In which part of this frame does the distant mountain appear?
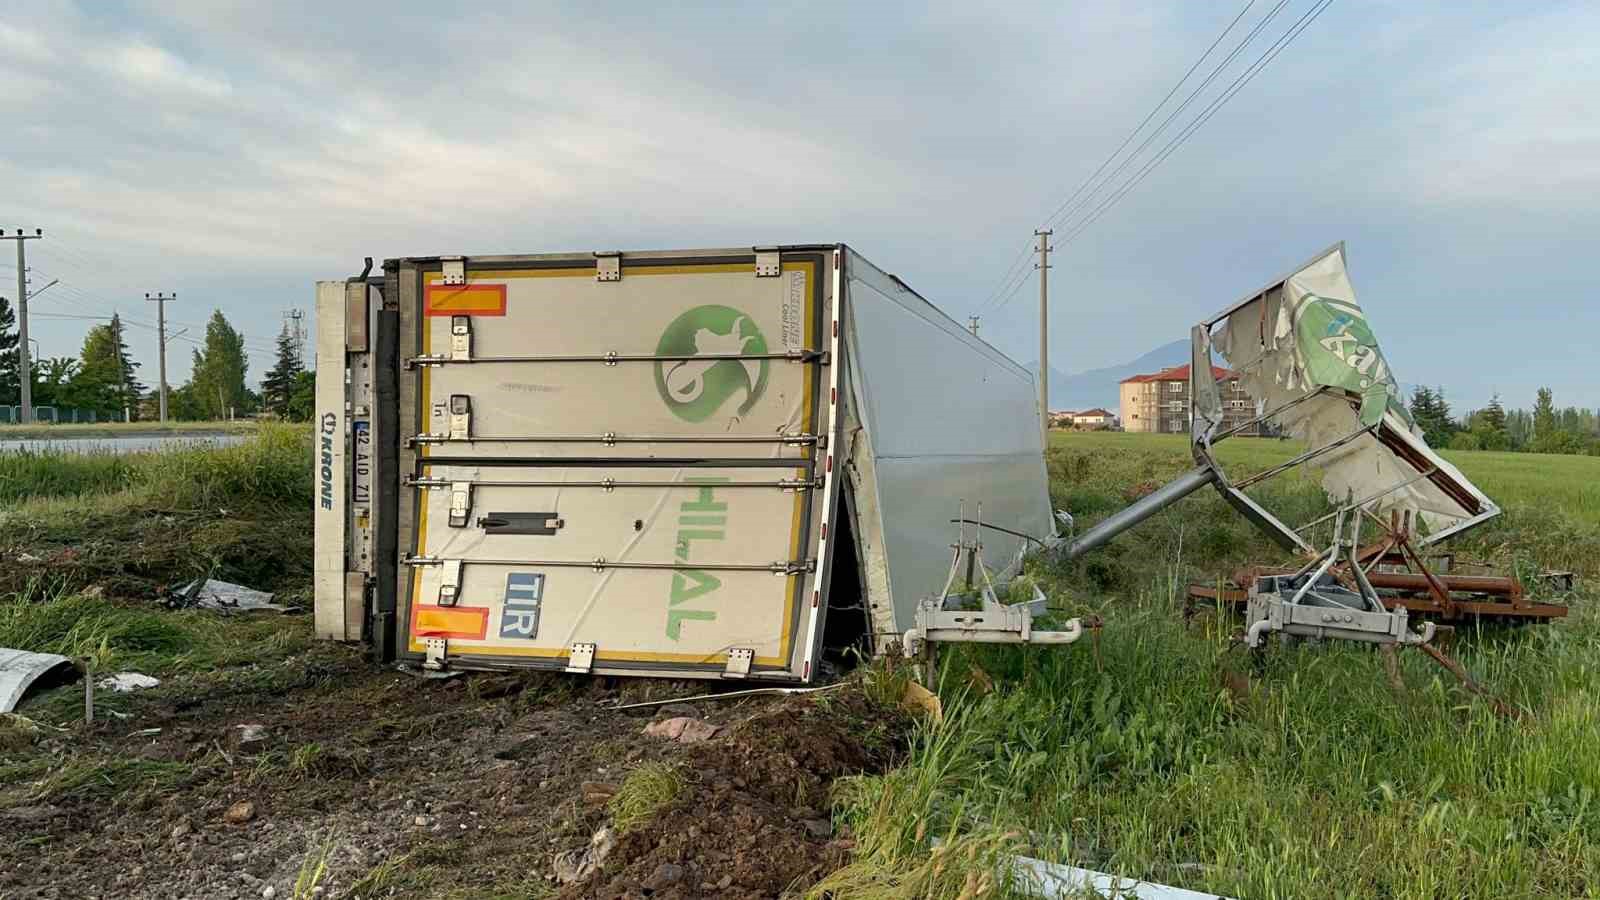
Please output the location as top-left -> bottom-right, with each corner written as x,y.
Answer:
1027,339 -> 1189,413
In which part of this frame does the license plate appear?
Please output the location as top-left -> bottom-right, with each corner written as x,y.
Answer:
352,421 -> 372,504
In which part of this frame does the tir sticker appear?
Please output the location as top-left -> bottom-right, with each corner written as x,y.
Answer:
499,572 -> 544,639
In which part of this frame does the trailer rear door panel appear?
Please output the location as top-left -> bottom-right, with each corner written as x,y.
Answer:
395,253 -> 833,679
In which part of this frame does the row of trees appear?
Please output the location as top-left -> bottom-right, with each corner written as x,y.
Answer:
1408,385 -> 1600,456
0,296 -> 314,422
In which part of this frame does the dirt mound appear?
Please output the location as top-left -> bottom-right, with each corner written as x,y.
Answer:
564,691 -> 909,899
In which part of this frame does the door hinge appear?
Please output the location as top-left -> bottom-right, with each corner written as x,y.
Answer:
448,394 -> 471,440
450,315 -> 472,361
594,252 -> 621,282
754,247 -> 781,277
437,558 -> 463,606
441,257 -> 466,285
448,482 -> 473,528
423,637 -> 449,670
565,642 -> 597,673
723,647 -> 754,678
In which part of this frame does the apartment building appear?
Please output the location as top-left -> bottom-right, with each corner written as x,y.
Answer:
1118,364 -> 1259,435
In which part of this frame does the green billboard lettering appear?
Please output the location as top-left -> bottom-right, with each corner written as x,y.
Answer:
654,306 -> 770,422
1291,291 -> 1410,428
665,477 -> 731,640
666,609 -> 717,640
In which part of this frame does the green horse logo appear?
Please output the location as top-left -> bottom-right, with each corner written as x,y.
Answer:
654,305 -> 770,422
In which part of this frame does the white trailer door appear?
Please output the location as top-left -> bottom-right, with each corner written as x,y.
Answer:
394,251 -> 837,680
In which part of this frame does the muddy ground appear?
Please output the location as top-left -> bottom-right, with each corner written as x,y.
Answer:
0,640 -> 908,900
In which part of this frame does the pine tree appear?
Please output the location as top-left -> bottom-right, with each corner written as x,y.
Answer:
1471,394 -> 1511,451
1407,385 -> 1457,448
1481,395 -> 1507,431
261,324 -> 304,417
1408,385 -> 1435,423
1432,385 -> 1454,432
185,310 -> 250,419
1532,387 -> 1557,439
65,314 -> 145,419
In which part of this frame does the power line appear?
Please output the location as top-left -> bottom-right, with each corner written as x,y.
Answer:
1055,0 -> 1339,249
975,0 -> 1263,313
1038,0 -> 1266,233
1039,0 -> 1292,237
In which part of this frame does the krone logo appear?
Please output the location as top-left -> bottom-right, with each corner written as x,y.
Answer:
654,305 -> 770,422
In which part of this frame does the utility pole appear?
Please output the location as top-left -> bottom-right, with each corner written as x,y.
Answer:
967,315 -> 980,337
1035,229 -> 1052,447
2,229 -> 44,423
146,292 -> 175,422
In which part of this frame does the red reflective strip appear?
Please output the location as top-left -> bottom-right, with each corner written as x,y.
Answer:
804,661 -> 811,680
830,387 -> 837,405
826,455 -> 833,473
821,523 -> 828,541
812,590 -> 819,608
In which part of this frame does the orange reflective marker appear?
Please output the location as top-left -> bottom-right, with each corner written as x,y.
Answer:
425,283 -> 506,317
414,605 -> 489,639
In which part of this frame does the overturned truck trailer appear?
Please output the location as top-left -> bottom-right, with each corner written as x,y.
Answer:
314,246 -> 1057,682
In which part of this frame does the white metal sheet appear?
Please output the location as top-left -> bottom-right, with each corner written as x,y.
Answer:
313,280 -> 351,640
403,465 -> 809,668
0,647 -> 73,713
842,250 -> 1053,634
415,263 -> 821,460
1211,245 -> 1499,543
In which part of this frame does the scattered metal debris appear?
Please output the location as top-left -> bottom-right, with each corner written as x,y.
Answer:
392,662 -> 465,681
0,648 -> 75,713
1242,508 -> 1434,649
611,682 -> 847,711
1011,853 -> 1235,899
1188,511 -> 1570,625
162,579 -> 296,613
553,825 -> 616,884
98,672 -> 161,693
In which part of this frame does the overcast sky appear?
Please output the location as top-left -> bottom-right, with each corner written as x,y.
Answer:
1,0 -> 1595,410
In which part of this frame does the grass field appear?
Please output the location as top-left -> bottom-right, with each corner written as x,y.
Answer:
1050,430 -> 1600,529
825,431 -> 1600,899
4,427 -> 1596,897
0,424 -> 316,685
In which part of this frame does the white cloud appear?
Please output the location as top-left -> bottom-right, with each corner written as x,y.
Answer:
102,40 -> 232,99
0,23 -> 55,63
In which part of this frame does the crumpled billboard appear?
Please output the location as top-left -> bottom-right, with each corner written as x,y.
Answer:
1191,243 -> 1499,547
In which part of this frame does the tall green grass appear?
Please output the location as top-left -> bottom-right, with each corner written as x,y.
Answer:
832,432 -> 1600,898
0,422 -> 311,507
